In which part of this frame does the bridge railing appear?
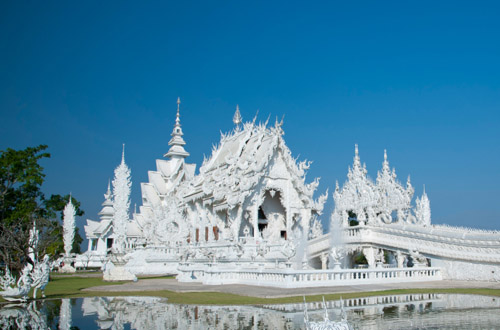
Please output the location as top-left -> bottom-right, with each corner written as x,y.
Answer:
177,264 -> 442,288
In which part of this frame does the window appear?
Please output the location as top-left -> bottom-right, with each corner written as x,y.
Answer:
91,239 -> 98,251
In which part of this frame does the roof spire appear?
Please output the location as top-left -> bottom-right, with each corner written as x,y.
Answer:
176,97 -> 181,125
122,143 -> 125,164
99,180 -> 114,221
354,144 -> 360,166
233,104 -> 242,130
165,97 -> 190,159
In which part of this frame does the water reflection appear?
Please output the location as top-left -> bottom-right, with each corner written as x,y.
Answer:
1,293 -> 500,329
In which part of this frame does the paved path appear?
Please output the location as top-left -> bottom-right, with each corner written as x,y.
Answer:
84,279 -> 500,298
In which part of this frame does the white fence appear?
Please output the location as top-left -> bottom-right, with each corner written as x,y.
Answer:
177,264 -> 442,288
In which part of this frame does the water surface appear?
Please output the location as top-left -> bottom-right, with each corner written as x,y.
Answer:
1,293 -> 500,329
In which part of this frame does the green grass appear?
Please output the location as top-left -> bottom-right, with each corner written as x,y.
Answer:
2,276 -> 500,305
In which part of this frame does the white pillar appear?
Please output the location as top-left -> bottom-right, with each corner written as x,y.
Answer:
320,252 -> 329,270
286,180 -> 291,239
363,247 -> 376,268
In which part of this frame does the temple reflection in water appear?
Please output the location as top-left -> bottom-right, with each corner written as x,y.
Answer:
1,293 -> 500,329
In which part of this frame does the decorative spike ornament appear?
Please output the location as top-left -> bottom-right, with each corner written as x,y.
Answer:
233,104 -> 242,130
415,186 -> 431,226
112,145 -> 132,253
63,195 -> 76,257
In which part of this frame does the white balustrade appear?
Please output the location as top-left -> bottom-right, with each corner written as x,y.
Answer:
177,265 -> 442,288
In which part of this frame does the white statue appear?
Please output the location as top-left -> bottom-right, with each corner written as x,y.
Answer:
32,254 -> 51,298
375,249 -> 385,266
63,196 -> 76,257
409,248 -> 427,267
330,246 -> 346,264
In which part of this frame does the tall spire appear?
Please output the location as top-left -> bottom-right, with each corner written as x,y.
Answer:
164,97 -> 190,159
353,144 -> 361,168
233,104 -> 242,130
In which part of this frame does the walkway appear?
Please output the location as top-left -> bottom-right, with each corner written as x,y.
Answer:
84,278 -> 500,298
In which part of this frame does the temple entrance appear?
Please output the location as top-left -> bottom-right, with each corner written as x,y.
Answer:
258,206 -> 268,232
258,190 -> 286,241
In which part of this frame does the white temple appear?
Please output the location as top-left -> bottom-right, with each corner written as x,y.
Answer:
79,99 -> 500,285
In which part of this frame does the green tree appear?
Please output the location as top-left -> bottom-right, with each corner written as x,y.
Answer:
0,145 -> 84,270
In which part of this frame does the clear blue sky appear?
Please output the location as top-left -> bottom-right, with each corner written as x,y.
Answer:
1,1 -> 499,247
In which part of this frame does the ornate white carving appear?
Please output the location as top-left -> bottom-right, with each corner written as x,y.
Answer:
63,197 -> 76,257
0,266 -> 32,302
333,146 -> 427,228
415,188 -> 431,226
375,150 -> 413,222
112,145 -> 132,253
309,215 -> 323,239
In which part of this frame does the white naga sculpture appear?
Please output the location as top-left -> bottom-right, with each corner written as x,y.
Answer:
0,255 -> 53,301
31,255 -> 51,298
0,266 -> 32,302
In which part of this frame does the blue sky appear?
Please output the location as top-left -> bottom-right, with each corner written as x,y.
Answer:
1,1 -> 499,247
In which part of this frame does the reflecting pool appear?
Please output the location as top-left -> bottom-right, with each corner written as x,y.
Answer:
1,293 -> 500,329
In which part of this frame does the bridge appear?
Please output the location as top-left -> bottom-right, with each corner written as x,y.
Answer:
308,223 -> 500,281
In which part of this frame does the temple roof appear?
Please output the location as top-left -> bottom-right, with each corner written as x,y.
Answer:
184,118 -> 326,212
84,219 -> 143,238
